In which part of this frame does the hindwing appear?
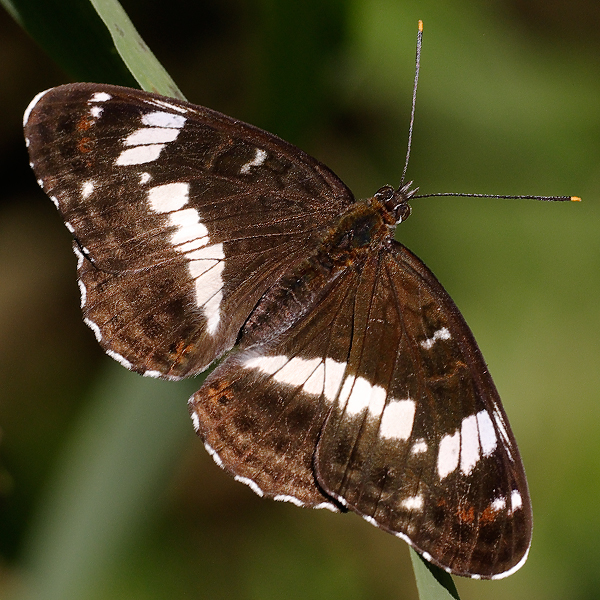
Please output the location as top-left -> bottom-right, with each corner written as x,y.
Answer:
189,240 -> 532,579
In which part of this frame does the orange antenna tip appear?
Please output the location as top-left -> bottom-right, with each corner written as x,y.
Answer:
418,20 -> 424,32
571,196 -> 582,202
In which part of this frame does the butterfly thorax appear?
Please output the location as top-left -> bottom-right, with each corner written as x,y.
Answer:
241,194 -> 400,345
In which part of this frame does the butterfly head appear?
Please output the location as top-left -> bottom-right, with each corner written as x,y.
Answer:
375,181 -> 418,225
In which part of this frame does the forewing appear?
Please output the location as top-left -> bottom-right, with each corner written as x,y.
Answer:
315,241 -> 532,579
24,83 -> 354,378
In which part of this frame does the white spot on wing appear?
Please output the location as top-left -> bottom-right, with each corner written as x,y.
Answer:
491,496 -> 506,512
243,354 -> 289,373
73,246 -> 84,269
315,502 -> 339,512
363,515 -> 377,526
188,242 -> 224,264
273,494 -> 305,507
141,111 -> 186,128
240,148 -> 268,174
337,375 -> 355,413
191,411 -> 200,432
81,180 -> 95,199
124,127 -> 180,146
169,209 -> 209,246
148,182 -> 190,213
89,91 -> 112,103
411,439 -> 428,454
420,327 -> 451,350
176,235 -> 212,254
324,357 -> 346,401
78,279 -> 87,307
379,398 -> 416,441
187,253 -> 225,334
234,475 -> 264,497
273,356 -> 322,388
509,489 -> 523,513
189,245 -> 225,266
203,441 -> 224,468
437,430 -> 460,478
492,408 -> 514,461
142,370 -> 163,379
367,385 -> 387,418
89,105 -> 103,119
343,376 -> 371,416
146,99 -> 188,113
116,144 -> 165,166
204,287 -> 224,334
333,494 -> 348,508
490,543 -> 530,579
460,414 -> 481,475
401,494 -> 424,511
84,317 -> 103,342
23,89 -> 51,127
106,349 -> 132,370
302,360 -> 326,396
187,259 -> 220,280
139,172 -> 152,185
476,410 -> 497,456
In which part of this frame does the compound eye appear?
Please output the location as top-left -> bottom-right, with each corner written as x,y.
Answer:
395,203 -> 412,223
375,185 -> 395,203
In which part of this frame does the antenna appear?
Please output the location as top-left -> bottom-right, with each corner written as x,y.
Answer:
400,20 -> 423,187
411,192 -> 580,202
400,21 -> 580,204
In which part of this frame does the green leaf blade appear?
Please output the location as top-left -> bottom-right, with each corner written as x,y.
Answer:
410,548 -> 461,600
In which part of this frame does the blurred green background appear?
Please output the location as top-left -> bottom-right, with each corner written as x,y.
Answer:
1,0 -> 598,599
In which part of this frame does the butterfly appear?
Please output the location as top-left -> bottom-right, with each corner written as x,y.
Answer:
24,81 -> 534,579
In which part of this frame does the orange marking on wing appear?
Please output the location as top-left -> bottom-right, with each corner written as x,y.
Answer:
76,115 -> 94,131
78,137 -> 93,154
457,505 -> 475,524
480,504 -> 501,524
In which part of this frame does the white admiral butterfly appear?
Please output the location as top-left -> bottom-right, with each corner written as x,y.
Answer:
23,62 -> 576,578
